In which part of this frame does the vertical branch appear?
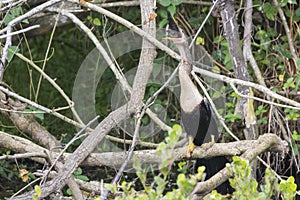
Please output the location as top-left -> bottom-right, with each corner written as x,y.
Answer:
219,0 -> 257,141
273,0 -> 299,67
243,0 -> 266,87
128,0 -> 157,108
242,0 -> 288,153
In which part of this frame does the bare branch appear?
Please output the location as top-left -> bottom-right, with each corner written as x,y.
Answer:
193,67 -> 300,108
0,25 -> 40,39
1,130 -> 287,168
273,0 -> 299,66
243,0 -> 266,87
0,0 -> 62,80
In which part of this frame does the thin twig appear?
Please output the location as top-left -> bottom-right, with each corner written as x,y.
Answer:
230,83 -> 300,110
189,0 -> 219,49
0,0 -> 62,80
101,109 -> 146,200
0,152 -> 46,160
273,0 -> 299,67
0,25 -> 40,39
35,3 -> 62,101
193,67 -> 300,108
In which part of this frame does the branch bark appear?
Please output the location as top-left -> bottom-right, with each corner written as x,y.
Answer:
219,0 -> 257,140
1,131 -> 287,168
10,0 -> 157,198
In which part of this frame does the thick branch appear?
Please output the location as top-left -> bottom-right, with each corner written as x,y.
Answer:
1,131 -> 287,168
220,0 -> 257,140
0,92 -> 59,150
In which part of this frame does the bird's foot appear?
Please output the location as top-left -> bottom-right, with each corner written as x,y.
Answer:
201,140 -> 215,150
186,137 -> 196,158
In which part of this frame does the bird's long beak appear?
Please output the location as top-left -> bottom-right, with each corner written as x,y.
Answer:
166,11 -> 184,41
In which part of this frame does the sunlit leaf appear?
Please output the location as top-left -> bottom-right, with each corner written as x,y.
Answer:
159,0 -> 171,7
34,185 -> 42,197
93,18 -> 101,26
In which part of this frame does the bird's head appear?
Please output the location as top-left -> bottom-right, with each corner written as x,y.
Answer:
166,11 -> 185,44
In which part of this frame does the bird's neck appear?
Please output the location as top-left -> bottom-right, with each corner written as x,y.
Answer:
179,67 -> 203,112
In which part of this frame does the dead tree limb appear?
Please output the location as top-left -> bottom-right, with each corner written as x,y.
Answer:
1,131 -> 287,168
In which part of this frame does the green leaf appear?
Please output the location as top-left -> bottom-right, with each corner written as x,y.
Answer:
292,131 -> 300,141
73,167 -> 82,176
297,58 -> 300,69
66,188 -> 72,196
263,3 -> 278,21
34,112 -> 44,121
87,15 -> 92,21
283,77 -> 296,89
32,194 -> 37,200
76,175 -> 89,181
7,46 -> 20,62
104,183 -> 118,193
152,63 -> 161,79
167,5 -> 176,15
280,0 -> 288,7
171,0 -> 182,6
93,18 -> 101,26
213,35 -> 223,43
23,106 -> 44,121
159,18 -> 168,28
196,37 -> 205,45
159,0 -> 171,7
154,176 -> 166,196
279,176 -> 297,199
34,185 -> 42,197
158,10 -> 167,19
3,6 -> 29,25
4,7 -> 21,25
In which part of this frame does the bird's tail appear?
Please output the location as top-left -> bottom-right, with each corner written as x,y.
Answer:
196,156 -> 233,194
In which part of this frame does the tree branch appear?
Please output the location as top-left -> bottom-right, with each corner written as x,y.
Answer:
1,130 -> 287,168
273,0 -> 299,67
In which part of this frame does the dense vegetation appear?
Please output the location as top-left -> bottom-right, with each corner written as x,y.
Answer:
0,0 -> 299,199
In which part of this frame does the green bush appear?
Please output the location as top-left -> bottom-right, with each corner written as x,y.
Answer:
105,126 -> 298,199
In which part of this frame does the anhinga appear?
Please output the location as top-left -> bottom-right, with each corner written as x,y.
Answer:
167,12 -> 232,194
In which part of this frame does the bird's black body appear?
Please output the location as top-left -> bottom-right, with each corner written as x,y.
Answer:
182,98 -> 233,194
181,98 -> 213,146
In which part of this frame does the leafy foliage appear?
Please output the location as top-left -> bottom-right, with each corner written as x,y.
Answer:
0,0 -> 300,198
105,125 -> 203,200
208,156 -> 298,200
105,129 -> 299,200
